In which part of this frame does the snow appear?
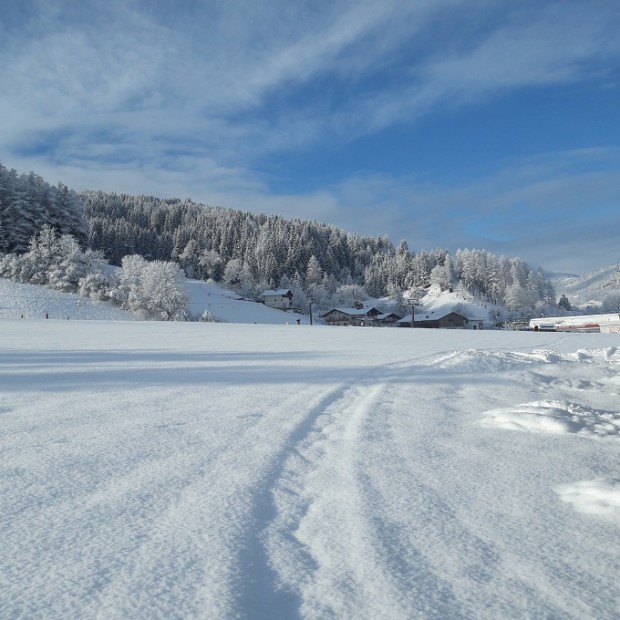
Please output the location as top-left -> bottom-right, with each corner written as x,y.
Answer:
556,479 -> 620,520
481,399 -> 620,437
409,286 -> 492,322
0,277 -> 309,325
2,311 -> 620,619
185,279 -> 309,324
0,278 -> 136,321
551,263 -> 620,307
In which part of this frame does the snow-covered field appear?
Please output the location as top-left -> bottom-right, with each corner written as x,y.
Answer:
1,320 -> 619,619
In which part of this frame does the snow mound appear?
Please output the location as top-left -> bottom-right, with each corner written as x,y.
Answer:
434,347 -> 620,372
481,400 -> 620,438
556,479 -> 620,520
432,349 -> 559,371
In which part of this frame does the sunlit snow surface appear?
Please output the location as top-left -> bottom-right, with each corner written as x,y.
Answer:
1,321 -> 619,619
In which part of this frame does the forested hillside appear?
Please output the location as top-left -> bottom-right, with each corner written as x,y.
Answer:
0,163 -> 86,253
82,190 -> 555,311
0,162 -> 556,316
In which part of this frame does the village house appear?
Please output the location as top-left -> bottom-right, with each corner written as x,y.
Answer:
260,289 -> 294,310
397,311 -> 484,329
374,312 -> 403,326
321,306 -> 382,326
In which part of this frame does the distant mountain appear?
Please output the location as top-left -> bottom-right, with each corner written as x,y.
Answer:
549,264 -> 620,309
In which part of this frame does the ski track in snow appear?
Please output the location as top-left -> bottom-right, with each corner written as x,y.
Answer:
258,349 -> 620,619
1,322 -> 620,619
264,379 -> 399,619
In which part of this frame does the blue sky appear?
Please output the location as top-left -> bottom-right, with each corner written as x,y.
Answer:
1,0 -> 619,274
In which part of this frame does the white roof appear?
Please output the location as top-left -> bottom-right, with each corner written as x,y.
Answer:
376,313 -> 402,320
323,307 -> 377,317
396,310 -> 480,324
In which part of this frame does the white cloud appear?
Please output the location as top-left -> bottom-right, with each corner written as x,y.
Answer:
2,1 -> 620,274
3,1 -> 619,160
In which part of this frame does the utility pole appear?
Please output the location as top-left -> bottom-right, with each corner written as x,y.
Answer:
308,298 -> 313,325
408,298 -> 417,328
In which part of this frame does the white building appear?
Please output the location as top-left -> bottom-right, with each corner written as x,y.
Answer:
260,289 -> 294,310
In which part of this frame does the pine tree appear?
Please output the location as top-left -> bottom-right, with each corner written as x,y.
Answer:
558,294 -> 572,311
306,255 -> 323,287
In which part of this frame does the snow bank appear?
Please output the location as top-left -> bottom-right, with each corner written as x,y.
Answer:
556,479 -> 620,520
480,400 -> 620,438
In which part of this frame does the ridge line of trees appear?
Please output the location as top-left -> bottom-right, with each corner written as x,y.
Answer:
0,163 -> 86,253
82,190 -> 556,314
0,161 -> 561,320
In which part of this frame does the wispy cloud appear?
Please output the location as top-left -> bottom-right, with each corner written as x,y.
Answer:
9,1 -> 619,160
1,1 -> 619,273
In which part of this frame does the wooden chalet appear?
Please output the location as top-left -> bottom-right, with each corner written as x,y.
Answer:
321,306 -> 382,326
397,311 -> 484,329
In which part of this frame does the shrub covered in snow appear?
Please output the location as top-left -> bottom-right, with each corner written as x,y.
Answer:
0,228 -> 189,321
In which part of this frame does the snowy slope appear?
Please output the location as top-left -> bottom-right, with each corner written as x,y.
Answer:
0,278 -> 136,321
186,279 -> 309,324
411,285 -> 493,322
0,277 -> 308,325
0,276 -> 494,327
1,321 -> 619,619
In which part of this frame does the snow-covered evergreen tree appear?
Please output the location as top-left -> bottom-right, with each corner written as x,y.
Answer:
306,255 -> 323,287
558,294 -> 572,311
0,164 -> 86,253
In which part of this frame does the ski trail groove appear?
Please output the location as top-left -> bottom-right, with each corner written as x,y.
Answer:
259,376 -> 412,619
233,382 -> 356,619
74,384 -> 334,619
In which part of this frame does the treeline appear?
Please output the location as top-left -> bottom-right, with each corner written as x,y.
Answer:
0,163 -> 86,253
82,190 -> 555,312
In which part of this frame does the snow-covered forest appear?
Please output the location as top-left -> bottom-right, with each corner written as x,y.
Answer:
82,190 -> 555,313
0,164 -> 86,253
0,225 -> 188,321
1,162 -> 557,318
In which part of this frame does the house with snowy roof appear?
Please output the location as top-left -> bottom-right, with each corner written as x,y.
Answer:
260,289 -> 294,310
374,311 -> 403,326
397,310 -> 484,329
321,306 -> 382,326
